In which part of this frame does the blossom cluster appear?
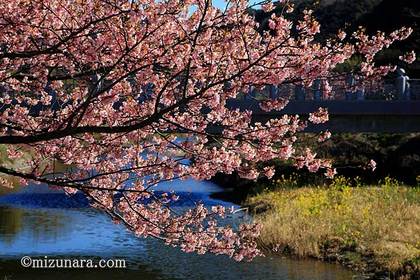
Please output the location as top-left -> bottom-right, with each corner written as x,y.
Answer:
0,0 -> 412,261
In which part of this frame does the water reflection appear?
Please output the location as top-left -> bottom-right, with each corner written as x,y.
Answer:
0,181 -> 357,280
0,207 -> 23,244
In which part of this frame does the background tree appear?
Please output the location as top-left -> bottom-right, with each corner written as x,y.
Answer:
0,0 -> 413,260
253,0 -> 419,75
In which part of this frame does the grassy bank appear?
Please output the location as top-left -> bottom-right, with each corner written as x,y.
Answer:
246,177 -> 420,279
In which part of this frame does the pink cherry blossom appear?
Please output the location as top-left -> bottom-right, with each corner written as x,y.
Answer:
263,166 -> 276,179
324,168 -> 337,179
318,130 -> 331,142
0,0 -> 411,261
399,50 -> 416,64
367,159 -> 377,172
309,108 -> 329,124
262,2 -> 275,13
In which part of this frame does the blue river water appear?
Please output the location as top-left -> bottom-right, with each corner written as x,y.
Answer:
0,180 -> 358,279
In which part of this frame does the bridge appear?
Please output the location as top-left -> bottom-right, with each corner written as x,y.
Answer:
226,99 -> 420,133
224,76 -> 420,133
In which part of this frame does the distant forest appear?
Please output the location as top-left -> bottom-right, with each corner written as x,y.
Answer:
252,0 -> 420,76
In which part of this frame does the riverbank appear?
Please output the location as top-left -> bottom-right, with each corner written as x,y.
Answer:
245,177 -> 420,280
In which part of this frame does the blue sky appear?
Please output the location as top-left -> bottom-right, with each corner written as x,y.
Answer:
213,0 -> 260,9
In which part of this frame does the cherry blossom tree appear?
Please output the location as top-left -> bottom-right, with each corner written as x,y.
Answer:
0,0 -> 414,261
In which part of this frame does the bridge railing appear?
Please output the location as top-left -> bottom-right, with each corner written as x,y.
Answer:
241,75 -> 420,102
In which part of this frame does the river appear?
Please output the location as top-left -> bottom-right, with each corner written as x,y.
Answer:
0,179 -> 358,279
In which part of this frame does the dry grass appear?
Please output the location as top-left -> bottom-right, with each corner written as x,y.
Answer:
247,177 -> 420,276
